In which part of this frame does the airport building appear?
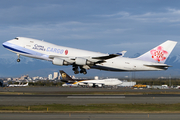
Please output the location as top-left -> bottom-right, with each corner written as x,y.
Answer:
20,75 -> 28,80
48,74 -> 53,80
53,72 -> 59,79
119,80 -> 136,87
7,78 -> 12,81
32,76 -> 39,80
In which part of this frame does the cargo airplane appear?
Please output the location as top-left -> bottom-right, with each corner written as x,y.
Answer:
60,70 -> 122,87
2,37 -> 177,74
8,83 -> 28,87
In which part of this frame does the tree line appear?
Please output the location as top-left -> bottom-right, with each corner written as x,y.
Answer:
134,78 -> 180,86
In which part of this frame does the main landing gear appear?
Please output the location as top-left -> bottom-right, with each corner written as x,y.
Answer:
72,65 -> 87,75
80,67 -> 87,74
17,54 -> 20,62
73,66 -> 79,74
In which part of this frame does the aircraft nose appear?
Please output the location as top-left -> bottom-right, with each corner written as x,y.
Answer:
2,39 -> 15,48
2,41 -> 8,48
2,40 -> 12,49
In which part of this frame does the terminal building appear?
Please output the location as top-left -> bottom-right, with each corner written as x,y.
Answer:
48,74 -> 53,80
53,72 -> 59,79
119,80 -> 136,87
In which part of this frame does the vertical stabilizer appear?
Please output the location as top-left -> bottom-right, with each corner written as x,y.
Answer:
59,70 -> 73,81
136,40 -> 177,63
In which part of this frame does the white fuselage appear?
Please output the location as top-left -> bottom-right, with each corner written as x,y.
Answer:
74,78 -> 122,86
8,83 -> 28,87
2,37 -> 170,72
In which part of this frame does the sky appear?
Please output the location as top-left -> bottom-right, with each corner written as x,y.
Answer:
1,0 -> 180,77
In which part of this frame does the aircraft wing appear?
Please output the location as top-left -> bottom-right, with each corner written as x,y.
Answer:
49,51 -> 127,73
49,55 -> 68,59
49,51 -> 126,61
49,54 -> 117,61
80,82 -> 90,84
92,54 -> 120,60
92,51 -> 127,60
80,82 -> 104,85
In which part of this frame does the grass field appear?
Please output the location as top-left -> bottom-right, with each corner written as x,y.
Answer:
1,103 -> 180,113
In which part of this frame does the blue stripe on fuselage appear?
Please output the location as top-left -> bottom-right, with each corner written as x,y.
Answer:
2,42 -> 48,58
3,44 -> 31,55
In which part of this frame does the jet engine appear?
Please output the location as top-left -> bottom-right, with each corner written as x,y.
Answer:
75,57 -> 93,65
97,84 -> 102,87
88,84 -> 93,87
78,83 -> 86,86
52,57 -> 69,66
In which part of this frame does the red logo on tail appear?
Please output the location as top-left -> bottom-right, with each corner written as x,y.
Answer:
150,46 -> 168,62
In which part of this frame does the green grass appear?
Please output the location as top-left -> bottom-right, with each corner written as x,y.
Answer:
1,103 -> 180,112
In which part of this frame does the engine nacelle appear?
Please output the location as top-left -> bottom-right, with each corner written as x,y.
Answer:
78,83 -> 86,85
97,84 -> 102,87
75,57 -> 93,65
88,84 -> 93,87
52,57 -> 69,66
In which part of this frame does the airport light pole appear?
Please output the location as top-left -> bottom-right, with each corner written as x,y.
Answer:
169,74 -> 171,87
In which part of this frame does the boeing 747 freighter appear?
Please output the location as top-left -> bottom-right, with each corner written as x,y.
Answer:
2,37 -> 177,74
60,70 -> 122,87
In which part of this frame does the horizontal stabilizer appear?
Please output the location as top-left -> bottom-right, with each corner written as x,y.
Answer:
144,64 -> 171,69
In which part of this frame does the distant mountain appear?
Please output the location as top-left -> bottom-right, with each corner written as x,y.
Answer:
131,53 -> 180,68
0,56 -> 64,77
133,53 -> 141,58
166,55 -> 180,68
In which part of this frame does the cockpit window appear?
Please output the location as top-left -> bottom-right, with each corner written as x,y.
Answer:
15,37 -> 19,40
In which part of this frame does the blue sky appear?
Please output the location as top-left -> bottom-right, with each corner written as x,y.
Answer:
1,0 -> 180,77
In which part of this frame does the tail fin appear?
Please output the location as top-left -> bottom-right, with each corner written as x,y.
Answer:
59,70 -> 73,82
136,40 -> 177,64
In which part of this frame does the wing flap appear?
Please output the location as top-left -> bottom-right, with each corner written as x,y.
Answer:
92,51 -> 127,60
92,54 -> 119,60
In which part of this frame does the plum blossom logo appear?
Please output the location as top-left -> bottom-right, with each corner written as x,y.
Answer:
150,46 -> 168,62
65,50 -> 68,55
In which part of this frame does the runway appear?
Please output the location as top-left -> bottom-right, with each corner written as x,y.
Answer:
1,87 -> 180,119
0,87 -> 180,105
0,94 -> 180,105
1,113 -> 180,120
1,86 -> 180,92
